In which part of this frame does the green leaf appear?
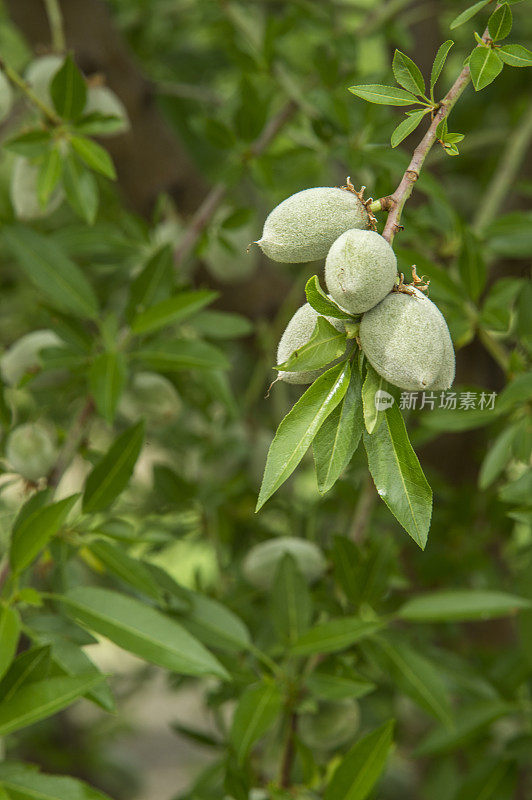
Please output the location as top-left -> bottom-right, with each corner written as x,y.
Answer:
62,154 -> 99,225
50,54 -> 87,119
82,421 -> 144,513
229,681 -> 282,764
0,606 -> 20,682
363,403 -> 432,549
431,40 -> 454,88
348,84 -> 418,106
70,135 -> 116,179
313,364 -> 363,493
458,228 -> 486,300
305,276 -> 353,320
398,590 -> 531,622
488,3 -> 512,40
291,617 -> 382,656
497,43 -> 532,67
0,762 -> 113,800
469,47 -> 503,91
450,0 -> 490,30
37,148 -> 62,207
324,720 -> 394,800
0,674 -> 103,735
391,109 -> 427,148
10,495 -> 79,575
60,586 -> 228,679
256,361 -> 351,511
0,646 -> 51,703
89,540 -> 162,601
2,226 -> 98,319
127,244 -> 174,319
135,339 -> 229,372
361,363 -> 388,435
369,637 -> 452,726
485,212 -> 532,257
496,371 -> 532,411
3,129 -> 52,158
478,424 -> 518,489
305,672 -> 375,702
89,351 -> 127,423
392,50 -> 426,96
276,317 -> 347,373
415,701 -> 512,757
179,590 -> 251,653
270,554 -> 312,645
190,310 -> 253,339
131,290 -> 218,335
74,111 -> 127,136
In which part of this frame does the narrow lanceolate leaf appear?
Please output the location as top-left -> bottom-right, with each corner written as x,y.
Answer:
82,421 -> 144,513
50,54 -> 87,119
276,317 -> 347,372
61,586 -> 228,679
488,3 -> 512,41
135,339 -> 229,372
363,403 -> 432,549
369,637 -> 453,726
62,153 -> 99,225
450,0 -> 490,30
324,720 -> 394,800
37,148 -> 62,207
230,682 -> 282,764
10,495 -> 79,575
0,762 -> 113,800
415,700 -> 512,757
431,40 -> 454,89
0,646 -> 51,703
291,617 -> 382,656
478,424 -> 517,489
89,540 -> 162,601
469,47 -> 503,91
362,363 -> 388,434
313,364 -> 363,493
89,351 -> 127,423
131,290 -> 218,335
0,674 -> 103,736
348,84 -> 418,106
391,109 -> 427,148
179,590 -> 251,653
2,226 -> 98,319
392,50 -> 426,96
70,135 -> 117,179
0,606 -> 20,682
126,244 -> 174,319
305,275 -> 353,319
398,589 -> 531,622
270,554 -> 311,645
497,44 -> 532,67
256,361 -> 351,511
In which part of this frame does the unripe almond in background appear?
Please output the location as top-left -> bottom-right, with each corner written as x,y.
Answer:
6,422 -> 57,482
242,536 -> 327,590
0,70 -> 13,123
325,229 -> 397,314
119,371 -> 181,425
256,187 -> 369,263
1,329 -> 62,386
24,55 -> 63,107
85,85 -> 130,136
359,287 -> 455,391
277,303 -> 345,385
299,699 -> 360,751
10,157 -> 64,220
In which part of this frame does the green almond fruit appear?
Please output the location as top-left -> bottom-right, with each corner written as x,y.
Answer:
359,287 -> 455,391
119,372 -> 181,425
256,187 -> 369,263
25,55 -> 63,107
242,536 -> 327,591
1,330 -> 62,386
325,229 -> 398,314
6,422 -> 57,482
10,157 -> 64,220
299,699 -> 360,751
277,302 -> 345,385
85,85 -> 130,135
0,70 -> 13,124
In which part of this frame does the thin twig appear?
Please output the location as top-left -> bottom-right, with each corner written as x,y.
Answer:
43,0 -> 66,53
379,22 -> 495,244
48,397 -> 95,488
349,476 -> 377,543
0,59 -> 62,125
279,709 -> 298,789
472,102 -> 532,235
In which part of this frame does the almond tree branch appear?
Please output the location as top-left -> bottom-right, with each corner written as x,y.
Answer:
380,23 -> 494,244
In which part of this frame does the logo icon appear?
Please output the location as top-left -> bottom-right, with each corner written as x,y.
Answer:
374,390 -> 394,411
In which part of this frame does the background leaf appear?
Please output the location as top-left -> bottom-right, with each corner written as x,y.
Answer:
323,720 -> 394,800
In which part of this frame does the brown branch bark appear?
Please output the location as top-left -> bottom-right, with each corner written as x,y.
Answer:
380,23 -> 494,243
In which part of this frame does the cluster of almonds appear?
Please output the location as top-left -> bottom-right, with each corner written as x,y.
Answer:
256,187 -> 455,392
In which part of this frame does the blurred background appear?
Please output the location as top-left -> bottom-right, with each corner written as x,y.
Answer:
0,0 -> 531,798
